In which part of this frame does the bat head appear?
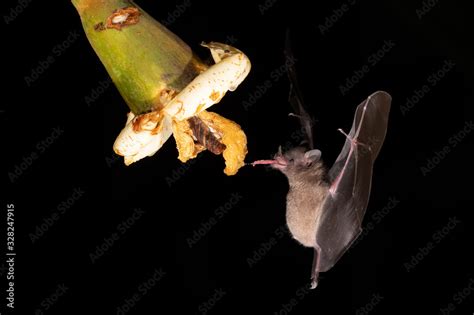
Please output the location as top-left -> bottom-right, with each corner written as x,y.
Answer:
272,146 -> 322,174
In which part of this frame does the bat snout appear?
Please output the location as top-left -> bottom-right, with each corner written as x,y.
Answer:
271,155 -> 288,169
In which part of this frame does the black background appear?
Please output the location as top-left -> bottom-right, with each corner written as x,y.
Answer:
2,0 -> 474,314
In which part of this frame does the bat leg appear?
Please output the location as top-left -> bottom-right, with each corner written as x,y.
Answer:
310,245 -> 322,289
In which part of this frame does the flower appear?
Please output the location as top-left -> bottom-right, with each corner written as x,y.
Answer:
73,0 -> 251,174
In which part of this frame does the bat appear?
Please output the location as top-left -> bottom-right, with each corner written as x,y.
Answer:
250,34 -> 391,288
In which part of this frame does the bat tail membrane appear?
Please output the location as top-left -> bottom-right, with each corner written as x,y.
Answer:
311,91 -> 391,284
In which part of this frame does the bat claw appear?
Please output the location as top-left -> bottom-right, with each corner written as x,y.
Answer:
337,128 -> 367,148
310,279 -> 318,289
337,128 -> 350,139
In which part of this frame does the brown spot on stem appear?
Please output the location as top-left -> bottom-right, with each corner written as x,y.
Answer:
105,7 -> 141,31
159,88 -> 178,106
132,115 -> 147,132
94,22 -> 106,31
193,60 -> 210,73
132,111 -> 161,132
209,90 -> 221,102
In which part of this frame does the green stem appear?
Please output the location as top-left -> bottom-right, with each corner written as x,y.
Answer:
72,0 -> 206,114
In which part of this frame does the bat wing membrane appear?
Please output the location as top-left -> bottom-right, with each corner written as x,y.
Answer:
312,91 -> 391,282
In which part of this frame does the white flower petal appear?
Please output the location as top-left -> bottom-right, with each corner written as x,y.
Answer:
113,112 -> 172,165
164,43 -> 251,121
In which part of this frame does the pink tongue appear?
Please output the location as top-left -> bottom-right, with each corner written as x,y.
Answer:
249,160 -> 277,166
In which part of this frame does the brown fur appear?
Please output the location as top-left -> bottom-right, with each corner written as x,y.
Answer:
275,149 -> 329,247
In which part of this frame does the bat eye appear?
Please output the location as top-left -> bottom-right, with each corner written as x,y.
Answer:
289,158 -> 294,162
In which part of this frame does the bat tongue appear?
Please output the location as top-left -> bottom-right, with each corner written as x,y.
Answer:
247,160 -> 277,166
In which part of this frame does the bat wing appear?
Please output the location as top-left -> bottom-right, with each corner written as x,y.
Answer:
310,91 -> 391,288
285,30 -> 314,149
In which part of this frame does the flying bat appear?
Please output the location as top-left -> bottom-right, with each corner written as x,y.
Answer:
251,35 -> 391,288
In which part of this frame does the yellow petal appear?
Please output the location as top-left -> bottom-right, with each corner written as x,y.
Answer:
197,110 -> 247,175
171,118 -> 205,163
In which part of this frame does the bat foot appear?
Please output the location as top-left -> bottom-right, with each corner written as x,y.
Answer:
310,278 -> 318,289
310,269 -> 320,289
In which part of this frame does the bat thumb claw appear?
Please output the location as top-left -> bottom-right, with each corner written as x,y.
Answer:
337,128 -> 350,139
310,278 -> 319,289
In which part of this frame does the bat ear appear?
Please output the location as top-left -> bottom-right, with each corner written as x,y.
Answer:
304,149 -> 321,165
